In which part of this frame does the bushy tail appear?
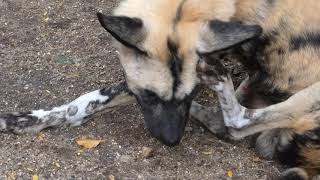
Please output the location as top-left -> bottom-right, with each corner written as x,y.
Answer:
0,82 -> 135,134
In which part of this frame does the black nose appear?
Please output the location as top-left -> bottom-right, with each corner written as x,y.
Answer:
160,133 -> 182,147
136,88 -> 196,147
143,109 -> 187,147
155,125 -> 184,146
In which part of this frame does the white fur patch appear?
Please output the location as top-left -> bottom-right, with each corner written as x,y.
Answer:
214,78 -> 250,129
31,90 -> 109,126
120,54 -> 174,100
223,108 -> 250,129
67,90 -> 109,124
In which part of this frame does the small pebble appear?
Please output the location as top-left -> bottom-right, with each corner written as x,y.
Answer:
108,175 -> 115,180
142,147 -> 154,158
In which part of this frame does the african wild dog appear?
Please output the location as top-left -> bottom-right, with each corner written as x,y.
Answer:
1,0 -> 257,144
95,0 -> 253,146
1,0 -> 319,179
194,0 -> 320,179
95,0 -> 320,178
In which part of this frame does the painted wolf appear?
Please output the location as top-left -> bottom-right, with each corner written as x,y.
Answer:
1,0 -> 319,178
87,0 -> 320,178
194,0 -> 320,179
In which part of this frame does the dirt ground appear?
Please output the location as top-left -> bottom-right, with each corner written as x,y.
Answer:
0,0 -> 301,179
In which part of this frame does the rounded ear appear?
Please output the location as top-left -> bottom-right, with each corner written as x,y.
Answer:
96,12 -> 146,52
197,20 -> 263,54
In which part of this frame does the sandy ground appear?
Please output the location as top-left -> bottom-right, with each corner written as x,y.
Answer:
0,0 -> 294,179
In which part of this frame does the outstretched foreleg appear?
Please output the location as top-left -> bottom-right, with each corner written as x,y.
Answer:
0,81 -> 136,134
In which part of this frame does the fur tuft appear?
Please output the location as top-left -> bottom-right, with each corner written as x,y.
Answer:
256,128 -> 296,160
279,168 -> 308,180
255,129 -> 280,159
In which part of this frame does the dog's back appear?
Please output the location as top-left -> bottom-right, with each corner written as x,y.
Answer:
231,0 -> 320,178
234,0 -> 320,94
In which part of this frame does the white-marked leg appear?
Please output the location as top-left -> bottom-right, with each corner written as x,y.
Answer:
0,82 -> 136,133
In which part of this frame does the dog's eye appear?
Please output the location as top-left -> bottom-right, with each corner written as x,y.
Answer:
143,90 -> 157,98
141,90 -> 158,102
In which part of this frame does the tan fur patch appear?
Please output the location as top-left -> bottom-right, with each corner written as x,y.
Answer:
291,116 -> 318,134
301,146 -> 320,176
112,0 -> 236,99
234,0 -> 320,94
114,0 -> 184,63
108,1 -> 320,175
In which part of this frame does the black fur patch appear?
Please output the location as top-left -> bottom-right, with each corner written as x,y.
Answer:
306,100 -> 320,113
168,39 -> 183,92
299,128 -> 320,145
209,20 -> 262,51
96,13 -> 147,55
201,51 -> 229,77
267,0 -> 275,6
289,32 -> 320,51
173,0 -> 187,26
277,129 -> 320,166
277,136 -> 301,166
248,72 -> 291,104
277,48 -> 285,55
1,112 -> 40,131
235,30 -> 278,73
100,81 -> 132,104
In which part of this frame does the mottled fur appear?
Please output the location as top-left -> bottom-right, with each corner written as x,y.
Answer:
235,1 -> 320,178
110,0 -> 320,177
233,0 -> 320,94
112,0 -> 236,100
192,0 -> 320,179
2,0 -> 320,178
0,82 -> 135,134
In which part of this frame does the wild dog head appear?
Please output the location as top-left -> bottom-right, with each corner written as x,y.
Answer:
97,0 -> 262,146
